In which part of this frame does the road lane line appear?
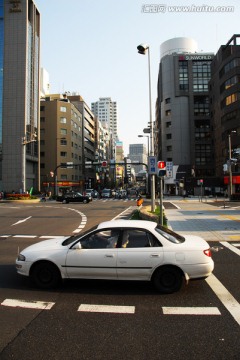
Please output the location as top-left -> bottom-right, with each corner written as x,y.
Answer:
78,304 -> 135,314
205,274 -> 240,326
1,299 -> 55,310
13,235 -> 37,238
220,241 -> 240,256
162,307 -> 220,315
11,216 -> 32,226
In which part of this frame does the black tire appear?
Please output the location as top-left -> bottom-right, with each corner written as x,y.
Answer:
31,261 -> 61,289
152,266 -> 183,294
83,199 -> 88,204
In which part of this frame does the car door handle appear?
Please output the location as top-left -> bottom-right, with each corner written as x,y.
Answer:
105,254 -> 114,258
151,254 -> 160,257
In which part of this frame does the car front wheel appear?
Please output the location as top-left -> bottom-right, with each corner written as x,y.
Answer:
152,266 -> 183,294
30,261 -> 61,289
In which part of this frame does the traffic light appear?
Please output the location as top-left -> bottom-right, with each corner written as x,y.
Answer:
102,161 -> 107,167
157,161 -> 166,176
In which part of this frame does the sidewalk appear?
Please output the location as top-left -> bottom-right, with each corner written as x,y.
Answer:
164,197 -> 240,242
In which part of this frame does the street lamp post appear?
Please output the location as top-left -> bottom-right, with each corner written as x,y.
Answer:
137,43 -> 155,212
138,134 -> 149,156
228,130 -> 237,198
22,133 -> 37,193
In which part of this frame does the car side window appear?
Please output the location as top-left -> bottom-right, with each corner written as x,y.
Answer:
121,229 -> 160,248
80,229 -> 120,249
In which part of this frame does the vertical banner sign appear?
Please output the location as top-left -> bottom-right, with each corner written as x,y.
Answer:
166,162 -> 173,177
148,156 -> 157,174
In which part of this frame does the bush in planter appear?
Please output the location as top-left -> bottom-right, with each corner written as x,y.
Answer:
6,193 -> 30,200
230,193 -> 240,201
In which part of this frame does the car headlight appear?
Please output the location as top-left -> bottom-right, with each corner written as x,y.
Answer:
17,253 -> 26,261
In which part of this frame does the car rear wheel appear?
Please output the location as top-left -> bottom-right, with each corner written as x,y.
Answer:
152,266 -> 183,293
31,261 -> 61,289
83,199 -> 88,204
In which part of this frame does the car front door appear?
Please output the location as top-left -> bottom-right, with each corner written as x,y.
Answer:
65,229 -> 120,279
117,229 -> 164,280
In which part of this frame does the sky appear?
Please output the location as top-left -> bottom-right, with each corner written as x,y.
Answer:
34,0 -> 240,155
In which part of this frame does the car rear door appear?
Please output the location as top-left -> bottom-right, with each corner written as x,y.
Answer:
117,229 -> 164,280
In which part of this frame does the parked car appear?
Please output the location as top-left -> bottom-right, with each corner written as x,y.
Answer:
115,189 -> 127,199
101,189 -> 112,198
16,220 -> 214,293
85,189 -> 99,198
56,191 -> 92,204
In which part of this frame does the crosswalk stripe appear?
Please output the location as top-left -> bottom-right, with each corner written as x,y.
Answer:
78,304 -> 135,314
1,299 -> 55,310
162,307 -> 220,315
205,274 -> 240,326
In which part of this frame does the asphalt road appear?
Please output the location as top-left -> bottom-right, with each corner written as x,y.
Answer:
0,199 -> 240,359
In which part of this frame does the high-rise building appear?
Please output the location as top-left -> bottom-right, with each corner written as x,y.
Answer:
91,97 -> 118,152
68,94 -> 96,189
0,0 -> 40,193
156,37 -> 216,195
40,94 -> 84,195
128,143 -> 147,175
209,34 -> 240,195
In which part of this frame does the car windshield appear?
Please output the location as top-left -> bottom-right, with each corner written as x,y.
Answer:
155,224 -> 185,244
62,225 -> 98,246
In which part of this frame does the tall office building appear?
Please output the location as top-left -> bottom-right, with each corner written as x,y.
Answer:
209,34 -> 240,194
91,97 -> 118,148
0,0 -> 40,193
156,37 -> 215,195
128,143 -> 147,175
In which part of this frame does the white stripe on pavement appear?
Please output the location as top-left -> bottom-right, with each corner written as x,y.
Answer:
205,274 -> 240,326
1,299 -> 55,310
162,307 -> 221,315
78,304 -> 135,314
220,241 -> 240,255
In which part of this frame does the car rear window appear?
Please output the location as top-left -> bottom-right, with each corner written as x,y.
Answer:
155,225 -> 185,244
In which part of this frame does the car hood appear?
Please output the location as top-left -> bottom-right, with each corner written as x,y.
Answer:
182,234 -> 210,249
20,236 -> 69,254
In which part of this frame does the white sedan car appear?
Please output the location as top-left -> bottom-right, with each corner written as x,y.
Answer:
16,220 -> 214,293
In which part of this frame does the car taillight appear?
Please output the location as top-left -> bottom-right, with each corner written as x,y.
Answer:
203,249 -> 212,257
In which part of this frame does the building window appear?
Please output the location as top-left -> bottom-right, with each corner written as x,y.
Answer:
167,146 -> 172,152
60,152 -> 67,157
195,144 -> 211,165
179,60 -> 189,90
222,93 -> 239,107
40,106 -> 45,111
166,133 -> 172,140
60,139 -> 67,145
60,117 -> 67,123
194,96 -> 209,116
165,98 -> 171,104
40,117 -> 45,122
192,61 -> 211,92
60,174 -> 67,180
194,120 -> 211,140
60,106 -> 67,112
60,128 -> 67,135
166,121 -> 171,128
165,110 -> 171,116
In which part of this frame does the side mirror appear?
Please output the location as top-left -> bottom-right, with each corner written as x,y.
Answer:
72,242 -> 82,250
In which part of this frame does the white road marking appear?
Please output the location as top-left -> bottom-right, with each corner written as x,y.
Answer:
205,274 -> 240,326
78,304 -> 135,314
13,235 -> 37,238
11,216 -> 32,226
233,243 -> 240,247
162,307 -> 221,315
220,241 -> 240,256
1,299 -> 55,310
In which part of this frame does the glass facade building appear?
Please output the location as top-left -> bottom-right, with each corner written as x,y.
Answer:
0,0 -> 40,193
